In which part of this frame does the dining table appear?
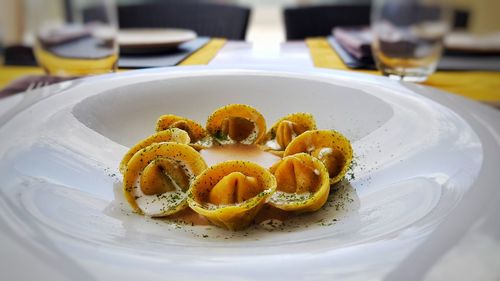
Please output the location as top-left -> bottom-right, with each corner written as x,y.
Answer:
1,36 -> 500,281
1,37 -> 499,109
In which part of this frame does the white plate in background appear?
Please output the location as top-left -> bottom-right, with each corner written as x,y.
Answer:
118,28 -> 197,51
0,66 -> 499,281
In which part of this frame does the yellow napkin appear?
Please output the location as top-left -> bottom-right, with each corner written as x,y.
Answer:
306,37 -> 500,107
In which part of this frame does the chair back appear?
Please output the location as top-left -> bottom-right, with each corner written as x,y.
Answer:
284,4 -> 469,40
284,5 -> 371,40
83,1 -> 250,40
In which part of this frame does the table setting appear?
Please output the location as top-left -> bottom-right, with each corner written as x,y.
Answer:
1,0 -> 500,280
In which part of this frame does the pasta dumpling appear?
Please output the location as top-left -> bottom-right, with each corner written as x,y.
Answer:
284,130 -> 353,184
268,153 -> 330,212
261,113 -> 316,151
123,142 -> 207,217
206,104 -> 266,145
188,160 -> 276,230
208,172 -> 262,205
156,114 -> 207,143
119,128 -> 190,173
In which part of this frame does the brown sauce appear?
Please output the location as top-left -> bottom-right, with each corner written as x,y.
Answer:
166,208 -> 211,225
254,204 -> 292,223
170,204 -> 293,226
200,143 -> 281,168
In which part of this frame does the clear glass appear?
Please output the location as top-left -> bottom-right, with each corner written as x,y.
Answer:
30,0 -> 118,76
0,28 -> 4,66
371,0 -> 451,82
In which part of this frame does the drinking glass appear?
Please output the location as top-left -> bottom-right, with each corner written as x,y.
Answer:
30,0 -> 118,76
371,0 -> 452,82
0,29 -> 4,66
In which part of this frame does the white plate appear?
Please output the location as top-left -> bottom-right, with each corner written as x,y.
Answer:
1,66 -> 500,281
118,28 -> 197,49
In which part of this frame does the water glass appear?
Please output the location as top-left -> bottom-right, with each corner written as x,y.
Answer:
371,0 -> 452,82
30,0 -> 118,76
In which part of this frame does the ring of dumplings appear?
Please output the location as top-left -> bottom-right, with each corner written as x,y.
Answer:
120,104 -> 353,230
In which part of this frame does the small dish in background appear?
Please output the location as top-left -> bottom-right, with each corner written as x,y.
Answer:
118,28 -> 197,54
445,31 -> 500,54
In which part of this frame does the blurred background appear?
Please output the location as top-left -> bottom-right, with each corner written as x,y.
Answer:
1,0 -> 500,94
2,0 -> 499,46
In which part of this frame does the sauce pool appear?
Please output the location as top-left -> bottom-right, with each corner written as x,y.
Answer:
199,143 -> 281,168
168,202 -> 292,226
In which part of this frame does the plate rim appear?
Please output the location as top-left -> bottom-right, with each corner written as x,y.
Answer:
1,65 -> 500,281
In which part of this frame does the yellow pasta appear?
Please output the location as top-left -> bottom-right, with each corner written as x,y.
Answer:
261,112 -> 317,151
123,142 -> 207,217
206,104 -> 266,145
268,153 -> 330,212
188,160 -> 276,230
284,130 -> 353,184
156,114 -> 207,143
119,104 -> 355,231
119,128 -> 190,173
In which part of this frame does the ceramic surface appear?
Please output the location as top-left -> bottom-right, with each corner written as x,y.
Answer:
0,66 -> 499,281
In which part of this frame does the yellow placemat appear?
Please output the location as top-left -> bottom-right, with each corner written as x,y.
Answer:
306,37 -> 500,107
0,38 -> 227,90
179,38 -> 227,65
0,66 -> 44,89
